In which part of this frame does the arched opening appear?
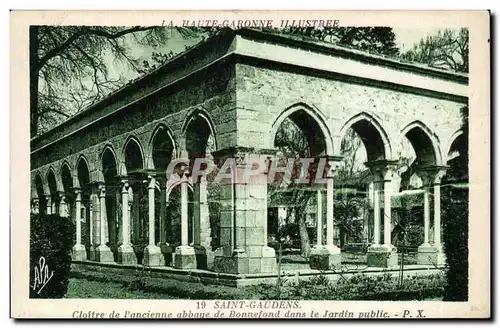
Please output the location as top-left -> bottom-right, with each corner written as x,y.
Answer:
124,138 -> 147,262
34,173 -> 46,215
392,125 -> 441,253
271,108 -> 330,257
165,185 -> 194,247
446,132 -> 467,183
150,126 -> 175,248
184,114 -> 217,252
337,114 -> 392,250
47,169 -> 59,215
77,157 -> 92,259
61,163 -> 74,220
102,147 -> 120,260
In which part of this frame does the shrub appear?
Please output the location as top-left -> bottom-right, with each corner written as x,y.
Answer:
442,186 -> 469,301
30,213 -> 75,298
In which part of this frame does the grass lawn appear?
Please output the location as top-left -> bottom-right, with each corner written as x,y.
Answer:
66,277 -> 177,299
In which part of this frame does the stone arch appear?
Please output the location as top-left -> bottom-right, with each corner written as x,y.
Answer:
445,130 -> 466,161
270,102 -> 334,155
399,120 -> 443,166
181,108 -> 218,150
34,171 -> 47,214
100,145 -> 120,182
76,155 -> 91,190
148,123 -> 177,174
338,111 -> 393,161
182,109 -> 218,162
122,136 -> 146,175
60,161 -> 74,194
46,166 -> 59,196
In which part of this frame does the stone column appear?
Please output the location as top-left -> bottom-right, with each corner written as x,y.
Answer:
72,188 -> 87,261
158,178 -> 171,266
417,166 -> 447,266
95,184 -> 114,262
366,160 -> 398,268
316,189 -> 323,246
117,179 -> 137,264
174,170 -> 197,269
309,155 -> 342,270
46,196 -> 52,215
31,198 -> 40,214
192,176 -> 212,270
58,193 -> 69,218
144,175 -> 162,267
213,148 -> 276,274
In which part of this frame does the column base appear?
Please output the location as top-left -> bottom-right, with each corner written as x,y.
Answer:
143,245 -> 164,267
72,244 -> 87,261
174,245 -> 196,269
309,245 -> 342,270
95,245 -> 115,263
160,243 -> 174,267
367,244 -> 398,268
88,245 -> 97,261
417,244 -> 446,266
193,245 -> 209,270
117,244 -> 137,264
214,246 -> 277,274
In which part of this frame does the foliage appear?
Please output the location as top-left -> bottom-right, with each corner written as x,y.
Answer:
69,269 -> 444,301
400,28 -> 469,73
270,26 -> 400,57
30,26 -> 207,136
249,272 -> 445,301
30,213 -> 75,298
441,187 -> 468,301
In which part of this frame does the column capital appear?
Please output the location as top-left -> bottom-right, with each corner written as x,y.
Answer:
365,159 -> 399,182
416,165 -> 448,186
319,155 -> 343,178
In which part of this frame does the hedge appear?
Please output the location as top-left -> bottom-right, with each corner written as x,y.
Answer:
30,213 -> 75,298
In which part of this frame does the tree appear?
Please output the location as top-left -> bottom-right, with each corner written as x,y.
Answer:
29,26 -> 207,137
400,28 -> 469,73
271,26 -> 400,57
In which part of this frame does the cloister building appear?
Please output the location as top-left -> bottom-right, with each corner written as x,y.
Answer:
30,28 -> 468,276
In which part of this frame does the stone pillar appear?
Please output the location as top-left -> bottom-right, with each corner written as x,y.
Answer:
213,148 -> 276,274
366,160 -> 398,268
310,155 -> 342,270
31,198 -> 40,214
174,170 -> 197,269
417,166 -> 447,266
316,189 -> 323,246
59,193 -> 69,218
144,175 -> 162,267
72,188 -> 87,261
46,196 -> 52,215
95,184 -> 114,262
192,176 -> 212,270
158,178 -> 172,266
88,184 -> 101,261
117,179 -> 137,264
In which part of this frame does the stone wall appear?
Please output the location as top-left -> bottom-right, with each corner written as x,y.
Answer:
234,63 -> 466,161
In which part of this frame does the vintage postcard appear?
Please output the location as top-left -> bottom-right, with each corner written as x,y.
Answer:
10,10 -> 490,319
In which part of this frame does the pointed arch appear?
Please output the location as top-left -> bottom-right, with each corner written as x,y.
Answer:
75,154 -> 91,189
149,124 -> 177,173
270,102 -> 334,155
339,111 -> 393,161
34,171 -> 46,197
60,161 -> 74,194
399,120 -> 443,166
46,166 -> 59,197
181,108 -> 218,149
445,129 -> 466,160
123,135 -> 145,175
100,144 -> 120,182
